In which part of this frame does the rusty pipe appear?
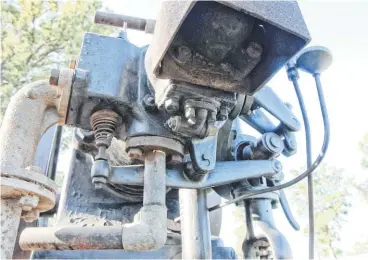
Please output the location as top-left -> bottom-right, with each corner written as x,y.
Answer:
20,150 -> 167,251
1,78 -> 68,259
0,80 -> 60,170
94,11 -> 155,34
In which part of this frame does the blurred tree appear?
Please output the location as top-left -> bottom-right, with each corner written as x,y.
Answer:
287,164 -> 351,258
353,133 -> 368,202
359,133 -> 368,169
1,0 -> 113,123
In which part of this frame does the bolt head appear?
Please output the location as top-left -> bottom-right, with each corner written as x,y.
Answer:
273,161 -> 282,172
127,148 -> 143,159
165,98 -> 179,112
143,95 -> 156,111
176,45 -> 192,63
49,68 -> 60,86
270,136 -> 282,148
246,42 -> 263,59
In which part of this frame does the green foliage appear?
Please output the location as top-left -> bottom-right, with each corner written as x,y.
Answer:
288,164 -> 351,258
1,0 -> 113,122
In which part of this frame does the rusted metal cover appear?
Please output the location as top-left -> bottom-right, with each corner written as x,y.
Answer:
146,0 -> 311,95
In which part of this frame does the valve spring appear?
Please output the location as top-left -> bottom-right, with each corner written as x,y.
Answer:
90,109 -> 120,147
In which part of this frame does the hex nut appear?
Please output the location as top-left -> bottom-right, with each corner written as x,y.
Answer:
165,98 -> 179,112
18,196 -> 39,212
22,210 -> 40,222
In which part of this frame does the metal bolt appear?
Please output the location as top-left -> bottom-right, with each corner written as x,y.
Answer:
176,45 -> 192,63
185,107 -> 196,125
273,161 -> 282,172
165,98 -> 179,112
143,95 -> 156,111
74,68 -> 88,82
208,111 -> 217,123
167,116 -> 180,131
22,210 -> 40,222
217,107 -> 228,121
270,136 -> 282,149
19,196 -> 39,212
49,68 -> 60,86
246,42 -> 263,59
127,148 -> 143,160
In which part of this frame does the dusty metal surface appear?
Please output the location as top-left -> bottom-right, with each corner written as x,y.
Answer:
146,0 -> 310,95
1,200 -> 22,259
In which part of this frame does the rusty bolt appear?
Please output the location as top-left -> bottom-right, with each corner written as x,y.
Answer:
22,210 -> 40,222
165,98 -> 179,112
19,196 -> 39,212
49,68 -> 60,86
127,148 -> 143,160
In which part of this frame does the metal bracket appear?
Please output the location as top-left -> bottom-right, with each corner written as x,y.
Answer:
189,135 -> 218,173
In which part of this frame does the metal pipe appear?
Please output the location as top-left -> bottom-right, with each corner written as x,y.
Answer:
0,80 -> 62,258
19,227 -> 123,250
1,200 -> 22,259
20,150 -> 168,251
94,11 -> 155,34
179,189 -> 212,259
0,80 -> 60,170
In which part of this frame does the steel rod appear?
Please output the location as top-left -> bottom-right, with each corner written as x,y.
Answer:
179,189 -> 212,259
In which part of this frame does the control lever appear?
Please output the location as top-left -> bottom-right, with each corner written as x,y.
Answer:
253,86 -> 301,131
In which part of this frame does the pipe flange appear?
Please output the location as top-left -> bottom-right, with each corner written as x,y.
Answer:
126,136 -> 184,158
0,166 -> 57,213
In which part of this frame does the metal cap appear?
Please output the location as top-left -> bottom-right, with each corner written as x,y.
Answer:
296,46 -> 333,74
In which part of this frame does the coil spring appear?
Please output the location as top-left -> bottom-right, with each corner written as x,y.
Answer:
90,109 -> 120,147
